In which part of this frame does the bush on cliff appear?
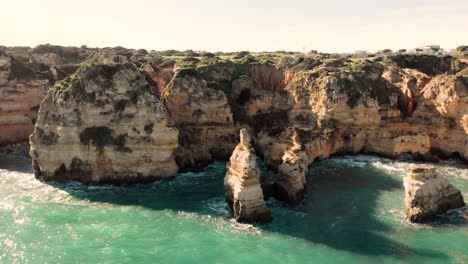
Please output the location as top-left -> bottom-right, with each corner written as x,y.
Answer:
386,54 -> 454,76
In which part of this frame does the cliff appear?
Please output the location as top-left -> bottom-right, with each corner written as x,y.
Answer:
1,45 -> 467,198
0,45 -> 91,146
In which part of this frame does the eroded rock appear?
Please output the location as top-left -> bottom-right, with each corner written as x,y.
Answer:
404,166 -> 465,223
29,63 -> 179,184
275,131 -> 309,205
224,129 -> 272,222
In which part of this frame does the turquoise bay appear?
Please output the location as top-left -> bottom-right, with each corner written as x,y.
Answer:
0,154 -> 466,264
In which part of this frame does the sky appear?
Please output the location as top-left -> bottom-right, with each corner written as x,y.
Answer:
1,0 -> 467,53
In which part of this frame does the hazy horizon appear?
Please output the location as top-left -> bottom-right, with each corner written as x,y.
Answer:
2,0 -> 467,53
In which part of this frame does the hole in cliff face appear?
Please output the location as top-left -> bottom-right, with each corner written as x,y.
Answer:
451,152 -> 462,160
430,148 -> 463,160
236,89 -> 251,105
53,164 -> 67,178
398,152 -> 414,160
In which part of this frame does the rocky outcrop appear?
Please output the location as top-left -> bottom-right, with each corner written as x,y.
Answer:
1,44 -> 466,191
29,63 -> 179,184
224,129 -> 272,223
274,130 -> 309,205
404,166 -> 465,223
0,45 -> 177,147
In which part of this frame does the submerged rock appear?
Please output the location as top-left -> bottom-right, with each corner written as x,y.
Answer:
224,129 -> 272,223
29,63 -> 179,184
404,166 -> 465,223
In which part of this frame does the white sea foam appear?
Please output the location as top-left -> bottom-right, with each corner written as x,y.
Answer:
0,163 -> 94,208
324,154 -> 468,180
1,153 -> 466,236
227,219 -> 263,235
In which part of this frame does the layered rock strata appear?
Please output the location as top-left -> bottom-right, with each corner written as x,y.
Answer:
162,69 -> 237,171
0,50 -> 51,145
224,129 -> 272,223
0,45 -> 90,145
29,63 -> 179,184
404,166 -> 465,223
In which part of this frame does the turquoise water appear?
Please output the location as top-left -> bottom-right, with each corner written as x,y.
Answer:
0,154 -> 467,264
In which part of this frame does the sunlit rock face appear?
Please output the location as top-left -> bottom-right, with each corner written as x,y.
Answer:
29,63 -> 179,184
224,129 -> 272,223
404,166 -> 465,223
0,50 -> 51,146
241,63 -> 468,169
162,69 -> 237,171
0,44 -> 465,196
411,76 -> 468,160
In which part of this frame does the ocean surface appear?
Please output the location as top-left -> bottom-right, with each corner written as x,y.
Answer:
0,154 -> 467,264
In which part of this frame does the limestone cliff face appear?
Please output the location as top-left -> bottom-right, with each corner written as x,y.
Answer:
408,76 -> 468,160
225,62 -> 468,171
1,45 -> 467,194
0,45 -> 89,145
0,50 -> 50,145
404,166 -> 464,223
29,63 -> 179,184
224,129 -> 272,223
162,69 -> 237,171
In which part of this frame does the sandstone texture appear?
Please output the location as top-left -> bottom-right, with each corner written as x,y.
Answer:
224,129 -> 272,223
404,166 -> 465,223
29,63 -> 179,184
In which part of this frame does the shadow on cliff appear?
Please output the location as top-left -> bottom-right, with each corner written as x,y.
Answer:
0,154 -> 33,174
45,160 -> 450,261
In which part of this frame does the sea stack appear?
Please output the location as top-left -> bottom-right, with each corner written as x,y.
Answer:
275,132 -> 309,205
404,166 -> 465,223
29,63 -> 179,184
224,129 -> 272,223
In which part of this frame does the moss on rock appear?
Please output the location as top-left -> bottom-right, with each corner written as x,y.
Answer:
79,126 -> 114,147
334,73 -> 396,108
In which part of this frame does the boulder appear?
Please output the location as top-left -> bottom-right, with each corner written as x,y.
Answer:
224,129 -> 272,223
404,166 -> 465,223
